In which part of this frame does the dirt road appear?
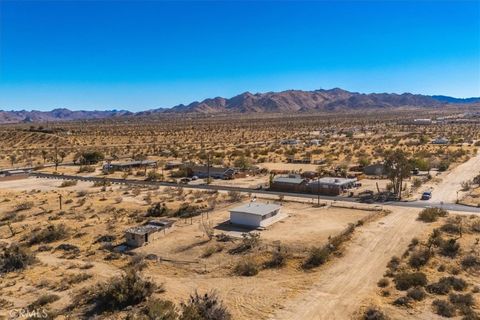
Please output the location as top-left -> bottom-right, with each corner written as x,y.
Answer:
271,206 -> 425,320
428,151 -> 480,203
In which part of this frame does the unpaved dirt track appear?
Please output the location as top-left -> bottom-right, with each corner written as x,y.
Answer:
271,207 -> 425,320
428,151 -> 480,203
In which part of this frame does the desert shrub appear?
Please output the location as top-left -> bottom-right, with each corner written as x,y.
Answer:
407,287 -> 426,301
201,245 -> 222,258
78,165 -> 96,173
362,306 -> 389,320
29,294 -> 60,308
432,299 -> 456,317
86,269 -> 155,313
408,249 -> 432,269
28,224 -> 68,245
0,244 -> 36,273
393,296 -> 412,307
461,255 -> 480,270
229,233 -> 260,254
234,258 -> 258,276
265,246 -> 287,268
227,191 -> 242,202
418,208 -> 448,222
143,299 -> 178,320
128,254 -> 147,271
15,201 -> 34,211
377,278 -> 390,288
302,246 -> 330,269
180,291 -> 231,320
449,293 -> 474,307
76,151 -> 104,165
60,180 -> 77,187
146,202 -> 169,217
146,170 -> 163,181
65,273 -> 92,285
427,276 -> 467,295
471,221 -> 480,233
387,256 -> 401,272
439,239 -> 460,258
441,223 -> 462,235
394,272 -> 427,290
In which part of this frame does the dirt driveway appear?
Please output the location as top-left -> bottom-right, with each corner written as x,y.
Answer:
271,206 -> 425,320
428,151 -> 480,203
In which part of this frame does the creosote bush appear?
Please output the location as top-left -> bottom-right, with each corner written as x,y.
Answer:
418,208 -> 448,223
28,224 -> 69,245
0,243 -> 36,274
394,272 -> 427,291
363,306 -> 389,320
432,299 -> 456,317
234,258 -> 258,276
85,269 -> 156,314
180,291 -> 231,320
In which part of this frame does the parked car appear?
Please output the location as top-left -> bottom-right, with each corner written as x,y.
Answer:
421,191 -> 432,200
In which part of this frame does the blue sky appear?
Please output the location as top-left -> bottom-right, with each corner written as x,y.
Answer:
0,1 -> 479,111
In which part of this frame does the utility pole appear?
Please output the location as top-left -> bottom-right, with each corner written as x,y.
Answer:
59,194 -> 63,210
317,176 -> 320,206
207,152 -> 211,184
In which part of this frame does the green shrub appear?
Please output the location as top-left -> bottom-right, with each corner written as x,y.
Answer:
394,272 -> 428,290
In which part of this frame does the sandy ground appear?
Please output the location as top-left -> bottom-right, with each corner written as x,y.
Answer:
428,151 -> 480,203
258,162 -> 320,172
0,176 -> 93,192
271,206 -> 426,320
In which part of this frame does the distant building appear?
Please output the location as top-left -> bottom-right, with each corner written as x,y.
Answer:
229,202 -> 281,228
270,174 -> 308,192
432,137 -> 449,145
125,219 -> 175,247
164,160 -> 183,170
191,165 -> 235,180
413,119 -> 433,125
104,160 -> 157,172
280,139 -> 298,145
308,177 -> 357,196
363,164 -> 386,176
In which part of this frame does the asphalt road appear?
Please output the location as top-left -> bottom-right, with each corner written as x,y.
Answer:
29,172 -> 480,213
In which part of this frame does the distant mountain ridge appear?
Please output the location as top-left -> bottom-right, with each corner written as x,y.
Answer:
0,108 -> 132,124
162,88 -> 448,114
1,89 -> 479,123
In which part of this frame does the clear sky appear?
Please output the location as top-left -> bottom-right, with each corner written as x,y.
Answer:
0,0 -> 479,111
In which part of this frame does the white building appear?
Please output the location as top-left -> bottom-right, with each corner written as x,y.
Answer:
229,202 -> 281,228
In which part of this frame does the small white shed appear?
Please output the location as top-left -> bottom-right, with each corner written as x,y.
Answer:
229,202 -> 281,228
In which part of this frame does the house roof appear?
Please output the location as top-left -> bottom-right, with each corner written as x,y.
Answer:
273,175 -> 306,184
110,160 -> 157,167
312,177 -> 357,186
230,202 -> 281,216
192,166 -> 234,174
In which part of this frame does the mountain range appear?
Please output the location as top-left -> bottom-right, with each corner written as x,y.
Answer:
1,88 -> 479,123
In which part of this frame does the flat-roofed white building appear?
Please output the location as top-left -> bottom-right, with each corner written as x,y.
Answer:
229,202 -> 281,228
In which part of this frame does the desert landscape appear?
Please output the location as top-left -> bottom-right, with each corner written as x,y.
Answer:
1,1 -> 479,319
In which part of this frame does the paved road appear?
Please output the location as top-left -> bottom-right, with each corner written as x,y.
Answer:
29,172 -> 480,213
